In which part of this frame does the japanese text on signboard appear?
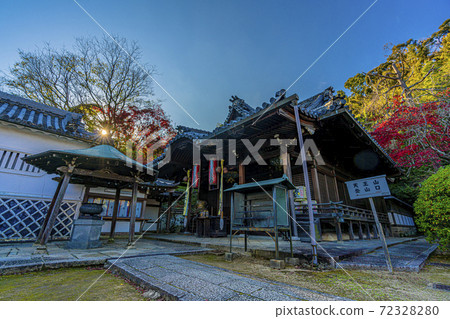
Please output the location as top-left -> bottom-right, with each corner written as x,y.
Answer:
345,175 -> 391,200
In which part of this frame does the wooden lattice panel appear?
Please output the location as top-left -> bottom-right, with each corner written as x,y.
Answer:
0,196 -> 78,241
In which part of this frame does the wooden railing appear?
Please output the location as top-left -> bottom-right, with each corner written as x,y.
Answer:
294,201 -> 389,224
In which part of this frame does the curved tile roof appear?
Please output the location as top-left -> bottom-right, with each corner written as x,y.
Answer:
153,87 -> 399,172
0,91 -> 95,141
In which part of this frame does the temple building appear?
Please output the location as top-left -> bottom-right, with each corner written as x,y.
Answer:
0,91 -> 94,241
155,88 -> 417,242
0,91 -> 175,242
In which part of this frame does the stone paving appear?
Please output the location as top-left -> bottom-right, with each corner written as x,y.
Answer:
339,238 -> 438,272
107,255 -> 349,301
0,239 -> 210,275
145,233 -> 420,262
0,235 -> 438,301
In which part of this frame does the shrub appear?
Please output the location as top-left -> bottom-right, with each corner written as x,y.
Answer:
414,166 -> 450,250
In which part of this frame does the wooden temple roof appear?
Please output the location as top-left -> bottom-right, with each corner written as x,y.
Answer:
155,87 -> 402,179
24,144 -> 157,185
0,91 -> 96,142
225,174 -> 296,192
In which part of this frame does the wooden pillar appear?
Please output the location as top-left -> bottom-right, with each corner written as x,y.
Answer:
39,170 -> 73,245
384,224 -> 390,238
156,201 -> 163,233
365,223 -> 372,239
128,182 -> 138,246
82,186 -> 90,202
109,187 -> 121,240
358,222 -> 364,240
348,221 -> 355,240
238,163 -> 245,185
166,193 -> 173,231
311,166 -> 321,203
372,224 -> 378,239
244,231 -> 248,252
35,177 -> 63,244
335,219 -> 343,242
332,170 -> 339,202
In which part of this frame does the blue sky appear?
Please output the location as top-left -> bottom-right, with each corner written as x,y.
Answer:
0,0 -> 448,130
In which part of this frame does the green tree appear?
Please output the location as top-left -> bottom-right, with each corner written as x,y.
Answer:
345,19 -> 450,129
414,166 -> 450,251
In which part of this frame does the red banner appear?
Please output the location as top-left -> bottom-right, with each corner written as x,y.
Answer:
192,164 -> 200,188
208,160 -> 217,186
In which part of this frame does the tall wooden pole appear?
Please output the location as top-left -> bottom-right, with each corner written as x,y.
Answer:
369,197 -> 393,273
294,105 -> 318,265
39,169 -> 73,245
229,192 -> 234,253
273,186 -> 279,260
109,187 -> 121,240
282,153 -> 299,238
128,182 -> 138,246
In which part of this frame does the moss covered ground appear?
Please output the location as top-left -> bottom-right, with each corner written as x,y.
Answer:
181,253 -> 450,301
0,267 -> 146,301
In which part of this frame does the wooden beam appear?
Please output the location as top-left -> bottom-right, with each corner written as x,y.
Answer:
277,108 -> 315,127
109,187 -> 121,240
57,166 -> 137,183
128,182 -> 138,245
35,177 -> 63,244
39,169 -> 73,245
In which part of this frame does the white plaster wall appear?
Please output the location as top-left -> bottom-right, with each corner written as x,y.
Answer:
0,123 -> 90,201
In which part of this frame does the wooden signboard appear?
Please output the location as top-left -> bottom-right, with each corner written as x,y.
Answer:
346,175 -> 393,273
345,175 -> 391,200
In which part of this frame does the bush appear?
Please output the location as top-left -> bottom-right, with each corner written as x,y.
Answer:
414,166 -> 450,251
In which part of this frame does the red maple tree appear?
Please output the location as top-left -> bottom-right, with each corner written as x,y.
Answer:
371,93 -> 450,168
92,102 -> 175,151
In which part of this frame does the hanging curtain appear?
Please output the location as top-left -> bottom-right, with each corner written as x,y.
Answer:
218,160 -> 225,229
208,160 -> 217,186
192,164 -> 200,188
